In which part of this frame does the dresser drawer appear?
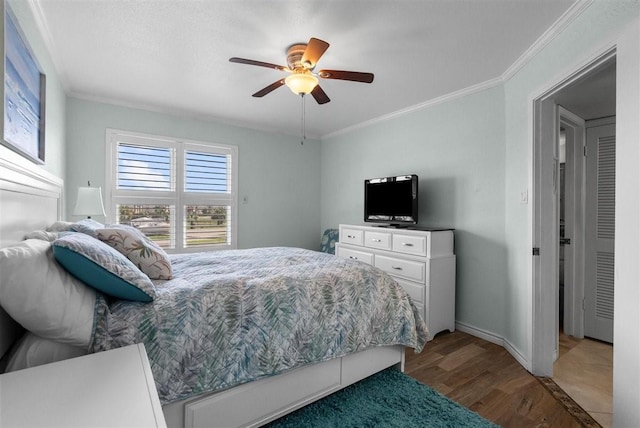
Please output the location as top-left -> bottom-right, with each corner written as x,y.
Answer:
341,228 -> 364,246
395,278 -> 424,305
364,230 -> 391,250
392,234 -> 427,256
337,246 -> 373,265
375,255 -> 425,283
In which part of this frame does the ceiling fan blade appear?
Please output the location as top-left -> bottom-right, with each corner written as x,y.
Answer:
252,79 -> 285,97
311,85 -> 330,105
318,69 -> 374,83
229,57 -> 289,72
301,38 -> 330,68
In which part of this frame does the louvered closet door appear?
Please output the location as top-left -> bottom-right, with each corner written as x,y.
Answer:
584,123 -> 615,343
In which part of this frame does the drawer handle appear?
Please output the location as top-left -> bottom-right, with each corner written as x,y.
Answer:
347,235 -> 356,239
402,242 -> 414,247
349,256 -> 358,260
392,266 -> 403,270
372,238 -> 382,242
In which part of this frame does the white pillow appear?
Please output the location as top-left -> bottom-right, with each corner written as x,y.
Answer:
5,332 -> 87,372
46,221 -> 74,232
0,239 -> 96,348
24,230 -> 59,242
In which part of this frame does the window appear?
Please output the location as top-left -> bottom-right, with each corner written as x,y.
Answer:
106,129 -> 238,253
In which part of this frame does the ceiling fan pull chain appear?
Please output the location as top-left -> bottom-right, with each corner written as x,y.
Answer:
300,94 -> 306,145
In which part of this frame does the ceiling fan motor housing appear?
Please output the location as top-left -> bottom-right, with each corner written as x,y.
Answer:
287,43 -> 312,70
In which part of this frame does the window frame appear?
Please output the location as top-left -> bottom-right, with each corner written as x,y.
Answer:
105,128 -> 238,253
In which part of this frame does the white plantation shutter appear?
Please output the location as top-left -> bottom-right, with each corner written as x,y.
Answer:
185,151 -> 228,193
182,145 -> 234,249
106,129 -> 237,253
117,144 -> 173,191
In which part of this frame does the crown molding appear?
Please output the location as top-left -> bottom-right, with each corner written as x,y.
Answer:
69,91 -> 322,142
501,0 -> 594,81
27,0 -> 70,93
322,77 -> 503,140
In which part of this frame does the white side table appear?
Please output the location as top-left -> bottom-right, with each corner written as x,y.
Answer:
0,343 -> 166,428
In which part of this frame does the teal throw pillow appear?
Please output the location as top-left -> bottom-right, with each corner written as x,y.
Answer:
53,233 -> 156,302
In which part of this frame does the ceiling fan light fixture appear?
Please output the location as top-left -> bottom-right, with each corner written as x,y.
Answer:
230,37 -> 373,103
285,73 -> 318,95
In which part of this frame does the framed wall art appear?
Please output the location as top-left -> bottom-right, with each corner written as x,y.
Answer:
3,2 -> 46,164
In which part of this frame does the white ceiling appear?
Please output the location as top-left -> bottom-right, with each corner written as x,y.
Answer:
31,0 -> 580,139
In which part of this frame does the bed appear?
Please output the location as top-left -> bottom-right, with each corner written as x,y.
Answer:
0,157 -> 429,428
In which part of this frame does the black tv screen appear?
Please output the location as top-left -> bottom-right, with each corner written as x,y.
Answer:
364,175 -> 418,225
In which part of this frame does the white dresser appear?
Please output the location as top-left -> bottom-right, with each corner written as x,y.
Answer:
335,224 -> 455,338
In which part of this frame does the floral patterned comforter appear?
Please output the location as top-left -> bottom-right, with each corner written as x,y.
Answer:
90,247 -> 429,405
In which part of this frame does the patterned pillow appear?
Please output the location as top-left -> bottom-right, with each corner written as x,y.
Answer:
70,218 -> 105,238
53,233 -> 156,302
320,228 -> 339,255
95,224 -> 173,280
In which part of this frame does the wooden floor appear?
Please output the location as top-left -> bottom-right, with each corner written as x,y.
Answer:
405,331 -> 584,427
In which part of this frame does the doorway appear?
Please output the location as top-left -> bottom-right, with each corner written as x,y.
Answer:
532,49 -> 616,376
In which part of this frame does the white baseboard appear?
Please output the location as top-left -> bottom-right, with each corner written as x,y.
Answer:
455,322 -> 532,372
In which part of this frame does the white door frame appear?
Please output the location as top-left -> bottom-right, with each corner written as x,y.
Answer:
532,96 -> 559,377
559,107 -> 586,339
531,47 -> 616,376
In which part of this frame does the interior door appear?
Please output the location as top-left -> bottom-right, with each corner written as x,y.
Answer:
584,121 -> 615,343
558,107 -> 586,339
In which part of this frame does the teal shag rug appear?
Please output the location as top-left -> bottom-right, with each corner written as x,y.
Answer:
265,368 -> 499,427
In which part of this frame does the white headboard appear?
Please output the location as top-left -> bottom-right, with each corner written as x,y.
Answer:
0,154 -> 63,359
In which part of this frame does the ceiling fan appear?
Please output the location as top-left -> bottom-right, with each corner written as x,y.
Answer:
229,37 -> 374,105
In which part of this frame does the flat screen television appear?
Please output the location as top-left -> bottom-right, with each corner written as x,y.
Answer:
364,174 -> 418,226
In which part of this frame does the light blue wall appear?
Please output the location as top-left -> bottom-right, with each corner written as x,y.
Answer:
65,98 -> 322,250
2,0 -> 67,180
320,0 -> 640,371
321,85 -> 508,337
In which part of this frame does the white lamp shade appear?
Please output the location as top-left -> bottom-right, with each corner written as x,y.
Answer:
73,187 -> 106,217
285,73 -> 318,95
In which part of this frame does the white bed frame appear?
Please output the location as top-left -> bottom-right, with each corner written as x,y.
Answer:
0,154 -> 63,360
163,345 -> 404,427
0,155 -> 405,428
